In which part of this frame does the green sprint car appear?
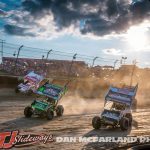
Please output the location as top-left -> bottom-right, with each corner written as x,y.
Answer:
24,82 -> 67,120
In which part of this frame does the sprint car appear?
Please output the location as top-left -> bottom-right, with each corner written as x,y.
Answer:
92,84 -> 138,131
24,82 -> 67,120
15,71 -> 48,95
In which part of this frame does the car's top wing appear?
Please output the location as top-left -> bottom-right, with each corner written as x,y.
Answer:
105,84 -> 138,105
24,71 -> 44,85
35,83 -> 67,100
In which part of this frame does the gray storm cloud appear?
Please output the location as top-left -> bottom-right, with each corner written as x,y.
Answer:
4,24 -> 34,36
3,0 -> 150,37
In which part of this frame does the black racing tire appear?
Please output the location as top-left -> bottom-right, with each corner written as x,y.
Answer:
24,106 -> 33,118
92,116 -> 101,129
120,117 -> 129,131
27,89 -> 33,96
46,108 -> 54,120
15,87 -> 19,93
126,114 -> 132,126
56,105 -> 64,117
132,99 -> 137,111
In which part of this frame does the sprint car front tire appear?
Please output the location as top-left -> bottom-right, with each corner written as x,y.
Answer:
46,108 -> 54,120
24,106 -> 33,118
92,116 -> 101,129
56,105 -> 64,116
120,117 -> 129,131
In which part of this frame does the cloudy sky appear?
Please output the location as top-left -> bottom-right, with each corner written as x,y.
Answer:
0,0 -> 150,67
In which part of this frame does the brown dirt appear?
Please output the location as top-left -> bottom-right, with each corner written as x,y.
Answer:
0,88 -> 150,149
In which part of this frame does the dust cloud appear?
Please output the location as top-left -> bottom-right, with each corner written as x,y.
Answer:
61,95 -> 104,115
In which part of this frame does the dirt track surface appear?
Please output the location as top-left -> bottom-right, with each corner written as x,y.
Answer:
0,89 -> 150,150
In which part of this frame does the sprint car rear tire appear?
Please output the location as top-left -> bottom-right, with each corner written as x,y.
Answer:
26,90 -> 33,96
126,114 -> 132,126
15,87 -> 19,93
24,106 -> 33,118
92,116 -> 101,129
46,109 -> 54,120
132,99 -> 137,111
120,117 -> 129,131
56,105 -> 64,116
